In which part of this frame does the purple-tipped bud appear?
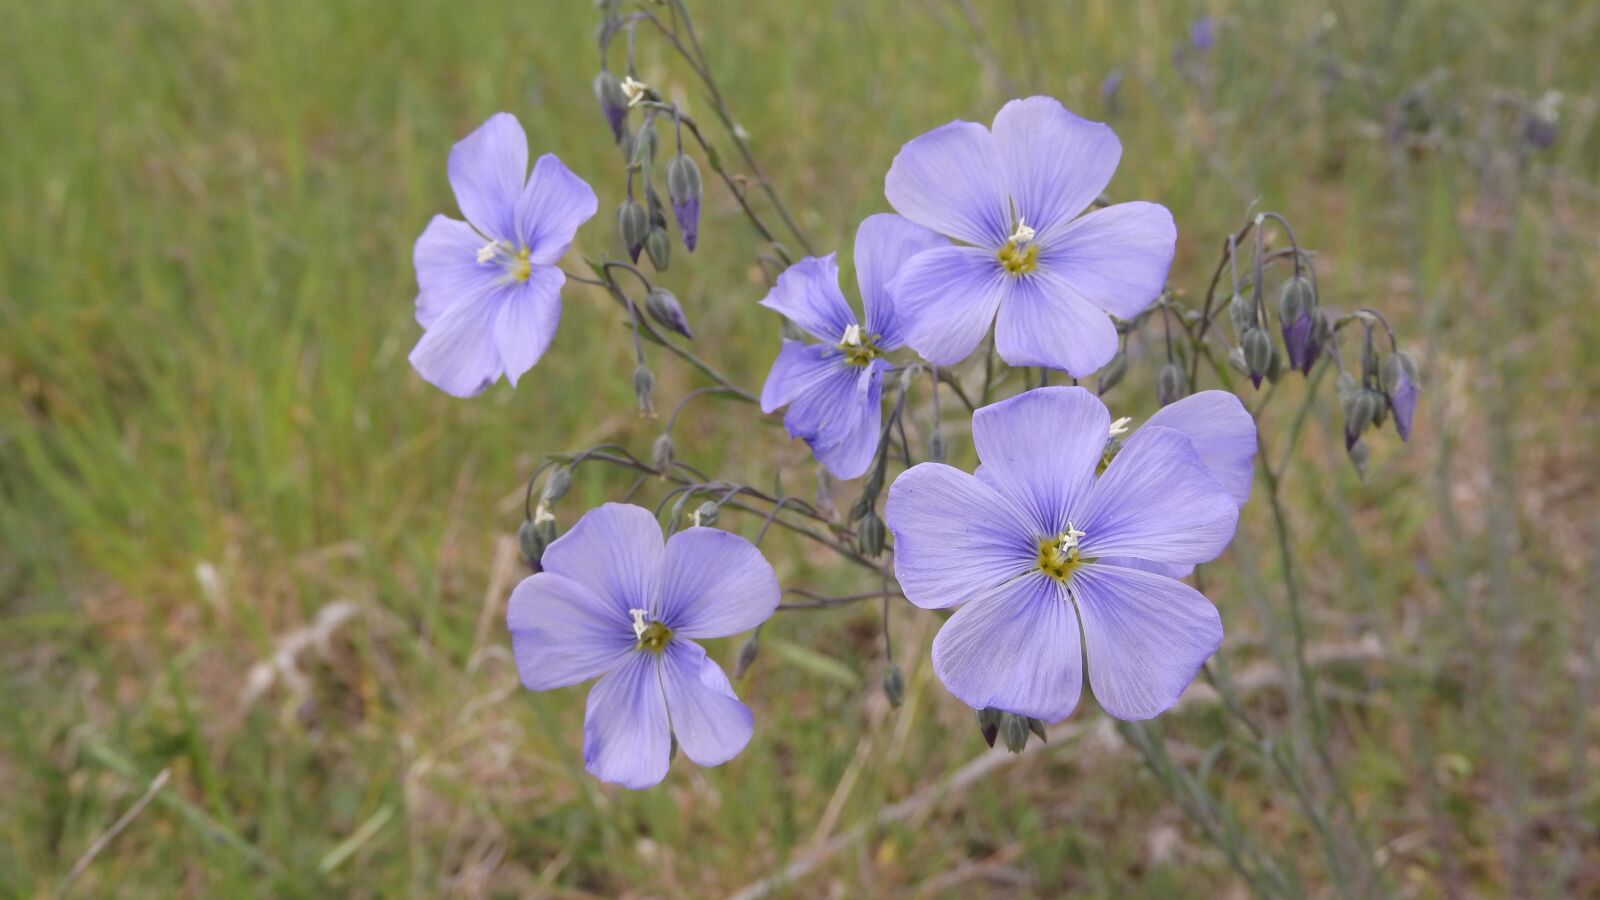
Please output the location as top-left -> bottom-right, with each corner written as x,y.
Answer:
976,707 -> 1003,748
856,511 -> 886,558
644,288 -> 693,340
999,712 -> 1031,753
666,154 -> 703,252
1241,328 -> 1274,389
593,71 -> 629,143
1381,351 -> 1420,441
633,363 -> 655,417
1281,311 -> 1316,373
1342,389 -> 1386,450
618,198 -> 648,263
644,227 -> 671,271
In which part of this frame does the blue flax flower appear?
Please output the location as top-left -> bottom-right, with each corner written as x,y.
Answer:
410,113 -> 598,397
884,96 -> 1176,377
885,387 -> 1245,722
506,503 -> 778,788
760,214 -> 944,479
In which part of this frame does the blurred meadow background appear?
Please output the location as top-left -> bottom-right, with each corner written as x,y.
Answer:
3,0 -> 1598,896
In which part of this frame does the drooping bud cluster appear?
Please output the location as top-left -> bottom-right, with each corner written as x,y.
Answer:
976,707 -> 1047,753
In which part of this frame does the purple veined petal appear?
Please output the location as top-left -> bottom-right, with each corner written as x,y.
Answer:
519,154 -> 599,266
853,213 -> 946,349
408,287 -> 505,397
991,97 -> 1123,241
582,650 -> 671,789
413,215 -> 504,329
1077,425 -> 1239,565
891,245 -> 1010,366
758,254 -> 857,343
1142,390 -> 1257,506
992,268 -> 1119,376
884,120 -> 1010,247
493,266 -> 564,386
1044,201 -> 1177,321
971,386 -> 1109,537
507,572 -> 635,690
1094,556 -> 1195,579
540,503 -> 664,621
803,363 -> 884,480
931,573 -> 1084,722
1071,563 -> 1223,720
760,341 -> 837,414
885,463 -> 1037,609
660,640 -> 754,767
655,527 -> 779,639
447,112 -> 528,243
779,354 -> 862,443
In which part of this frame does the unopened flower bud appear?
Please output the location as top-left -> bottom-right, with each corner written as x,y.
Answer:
645,227 -> 671,271
593,71 -> 628,143
518,516 -> 557,573
1347,437 -> 1369,478
633,363 -> 655,417
1226,346 -> 1250,376
691,500 -> 718,528
1241,327 -> 1274,388
1097,349 -> 1128,395
644,288 -> 692,339
651,433 -> 674,476
1156,362 -> 1186,406
1381,351 -> 1420,441
976,707 -> 1003,747
617,198 -> 648,263
1278,275 -> 1315,323
1343,388 -> 1384,449
882,665 -> 905,708
734,633 -> 760,678
629,120 -> 658,169
999,712 -> 1031,753
541,466 -> 573,504
1228,292 -> 1254,338
928,430 -> 947,464
1027,717 -> 1048,743
856,511 -> 886,558
666,154 -> 703,252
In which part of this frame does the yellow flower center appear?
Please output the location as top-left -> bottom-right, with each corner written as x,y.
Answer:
478,240 -> 534,282
1036,525 -> 1090,582
631,608 -> 673,653
997,240 -> 1039,276
838,324 -> 882,367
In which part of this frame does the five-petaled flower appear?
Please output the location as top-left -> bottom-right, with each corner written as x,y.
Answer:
506,503 -> 778,789
884,96 -> 1176,377
410,113 -> 598,397
885,386 -> 1245,723
759,214 -> 945,479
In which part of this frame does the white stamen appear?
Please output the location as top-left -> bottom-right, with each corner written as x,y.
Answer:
630,608 -> 650,640
841,323 -> 863,347
533,503 -> 556,526
1057,522 -> 1087,554
691,508 -> 706,527
476,241 -> 498,264
1108,417 -> 1133,437
1007,218 -> 1037,246
620,76 -> 650,107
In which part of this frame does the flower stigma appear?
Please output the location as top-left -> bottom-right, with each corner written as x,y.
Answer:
838,324 -> 880,366
1036,522 -> 1090,581
630,608 -> 673,652
477,240 -> 534,282
997,218 -> 1040,276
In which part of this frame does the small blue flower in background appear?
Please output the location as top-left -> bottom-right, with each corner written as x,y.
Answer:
883,96 -> 1176,377
885,386 -> 1245,723
410,113 -> 598,397
759,214 -> 944,479
1189,17 -> 1215,52
507,503 -> 779,789
1096,390 -> 1256,579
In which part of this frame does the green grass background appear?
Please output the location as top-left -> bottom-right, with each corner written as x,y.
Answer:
2,0 -> 1597,896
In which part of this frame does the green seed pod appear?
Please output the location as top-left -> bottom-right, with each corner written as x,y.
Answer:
645,227 -> 671,271
651,433 -> 674,476
633,364 -> 655,417
1156,361 -> 1186,406
882,665 -> 905,708
617,198 -> 648,262
856,511 -> 886,558
999,712 -> 1031,754
1097,349 -> 1128,395
541,466 -> 573,504
1278,275 -> 1315,323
